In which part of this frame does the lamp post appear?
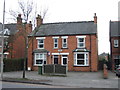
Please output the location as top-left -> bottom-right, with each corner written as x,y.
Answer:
1,0 -> 5,79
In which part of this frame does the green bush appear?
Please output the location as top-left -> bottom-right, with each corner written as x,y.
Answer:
3,58 -> 24,72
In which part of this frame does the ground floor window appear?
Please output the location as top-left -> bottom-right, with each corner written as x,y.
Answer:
74,52 -> 89,66
34,53 -> 47,66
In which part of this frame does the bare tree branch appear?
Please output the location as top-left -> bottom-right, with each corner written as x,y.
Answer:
7,0 -> 48,78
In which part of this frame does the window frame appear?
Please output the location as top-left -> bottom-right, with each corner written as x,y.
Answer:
38,39 -> 44,49
36,37 -> 46,49
34,53 -> 47,66
62,36 -> 68,48
76,36 -> 86,48
114,40 -> 119,48
74,52 -> 89,66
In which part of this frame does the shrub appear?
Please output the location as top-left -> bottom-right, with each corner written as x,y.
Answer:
3,58 -> 24,72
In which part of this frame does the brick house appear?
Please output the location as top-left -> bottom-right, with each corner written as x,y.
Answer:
0,14 -> 32,59
109,21 -> 120,70
28,14 -> 98,72
0,23 -> 17,58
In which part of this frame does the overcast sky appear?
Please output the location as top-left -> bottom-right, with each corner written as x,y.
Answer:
0,0 -> 119,54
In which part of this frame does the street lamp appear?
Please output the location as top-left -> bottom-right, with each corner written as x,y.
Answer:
1,0 -> 5,79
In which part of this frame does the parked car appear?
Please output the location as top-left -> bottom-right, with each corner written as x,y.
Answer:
116,65 -> 120,77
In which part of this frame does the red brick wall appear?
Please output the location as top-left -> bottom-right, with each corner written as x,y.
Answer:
28,34 -> 98,72
110,37 -> 120,70
7,15 -> 32,59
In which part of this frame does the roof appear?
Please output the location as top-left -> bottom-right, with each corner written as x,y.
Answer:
30,21 -> 97,36
110,21 -> 120,37
33,49 -> 49,53
5,23 -> 18,35
0,23 -> 18,35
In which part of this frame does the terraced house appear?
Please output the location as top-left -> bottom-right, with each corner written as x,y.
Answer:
109,21 -> 120,70
28,13 -> 98,72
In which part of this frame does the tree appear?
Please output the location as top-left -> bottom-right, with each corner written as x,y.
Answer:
9,0 -> 48,78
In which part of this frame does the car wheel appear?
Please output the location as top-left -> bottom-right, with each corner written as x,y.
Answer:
116,73 -> 118,76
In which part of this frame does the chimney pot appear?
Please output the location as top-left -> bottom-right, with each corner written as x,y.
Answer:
94,13 -> 96,16
94,13 -> 97,23
17,14 -> 22,24
29,21 -> 31,24
18,14 -> 21,17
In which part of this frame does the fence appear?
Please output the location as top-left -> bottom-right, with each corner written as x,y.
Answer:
43,64 -> 67,75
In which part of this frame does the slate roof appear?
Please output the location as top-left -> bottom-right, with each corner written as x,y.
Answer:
0,23 -> 18,35
110,21 -> 120,37
30,21 -> 97,36
4,23 -> 18,35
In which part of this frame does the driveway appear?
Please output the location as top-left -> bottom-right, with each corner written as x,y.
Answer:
3,70 -> 119,88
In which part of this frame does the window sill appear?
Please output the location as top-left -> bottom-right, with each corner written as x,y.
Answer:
73,65 -> 89,67
114,47 -> 118,48
61,48 -> 68,49
77,47 -> 86,49
37,48 -> 44,49
33,64 -> 43,66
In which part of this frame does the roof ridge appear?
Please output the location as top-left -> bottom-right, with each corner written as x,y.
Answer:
5,23 -> 17,25
42,21 -> 94,25
110,21 -> 120,22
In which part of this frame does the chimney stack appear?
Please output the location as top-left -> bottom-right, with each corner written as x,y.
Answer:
25,21 -> 32,34
17,14 -> 22,24
94,13 -> 97,23
36,14 -> 43,27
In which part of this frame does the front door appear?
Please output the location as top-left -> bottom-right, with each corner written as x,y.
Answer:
54,55 -> 58,64
62,55 -> 68,65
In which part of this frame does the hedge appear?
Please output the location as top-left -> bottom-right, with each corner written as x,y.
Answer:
3,58 -> 24,72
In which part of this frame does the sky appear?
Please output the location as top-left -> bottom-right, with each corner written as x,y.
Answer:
0,0 -> 119,54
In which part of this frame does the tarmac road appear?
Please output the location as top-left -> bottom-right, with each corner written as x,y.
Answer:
2,81 -> 71,88
2,81 -> 119,90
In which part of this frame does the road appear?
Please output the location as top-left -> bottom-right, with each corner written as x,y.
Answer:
1,81 -> 119,90
2,81 -> 70,88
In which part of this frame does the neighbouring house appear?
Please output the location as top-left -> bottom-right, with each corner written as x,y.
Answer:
28,14 -> 98,72
109,21 -> 120,70
99,52 -> 109,61
0,23 -> 16,58
0,14 -> 32,59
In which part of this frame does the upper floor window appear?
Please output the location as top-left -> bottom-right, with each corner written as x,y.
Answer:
53,37 -> 59,49
38,39 -> 44,49
114,40 -> 119,48
36,37 -> 45,49
54,39 -> 58,48
62,36 -> 68,48
76,36 -> 86,48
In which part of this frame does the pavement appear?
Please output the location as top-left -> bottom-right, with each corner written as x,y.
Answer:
1,70 -> 119,88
